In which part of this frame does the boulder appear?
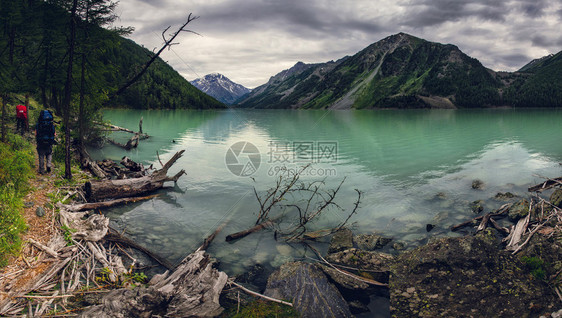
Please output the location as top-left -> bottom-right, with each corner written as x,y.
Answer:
471,179 -> 484,190
354,234 -> 392,251
494,192 -> 516,201
470,200 -> 484,213
328,228 -> 353,253
508,199 -> 530,221
264,262 -> 352,318
390,232 -> 556,317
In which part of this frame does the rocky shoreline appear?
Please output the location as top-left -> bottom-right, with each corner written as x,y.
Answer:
222,183 -> 562,317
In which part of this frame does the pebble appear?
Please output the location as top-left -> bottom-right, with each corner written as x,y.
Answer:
35,206 -> 45,217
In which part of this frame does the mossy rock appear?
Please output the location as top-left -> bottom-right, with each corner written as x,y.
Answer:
494,192 -> 516,201
471,179 -> 484,190
470,200 -> 484,213
508,199 -> 529,221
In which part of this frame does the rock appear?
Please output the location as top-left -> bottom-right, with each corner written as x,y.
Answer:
270,254 -> 294,268
470,200 -> 484,213
326,248 -> 393,284
494,192 -> 516,201
35,206 -> 46,217
550,189 -> 562,208
264,262 -> 352,318
328,228 -> 353,253
425,224 -> 435,232
390,235 -> 555,317
508,199 -> 530,221
392,242 -> 406,251
354,234 -> 392,250
434,192 -> 447,200
319,264 -> 370,291
471,179 -> 484,190
276,244 -> 293,256
24,201 -> 34,208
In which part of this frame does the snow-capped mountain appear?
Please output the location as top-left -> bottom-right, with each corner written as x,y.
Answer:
190,73 -> 251,105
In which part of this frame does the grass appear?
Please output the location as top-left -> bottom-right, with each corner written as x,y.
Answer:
0,133 -> 35,266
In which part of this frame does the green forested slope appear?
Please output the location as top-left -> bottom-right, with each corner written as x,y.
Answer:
0,0 -> 223,110
503,52 -> 562,107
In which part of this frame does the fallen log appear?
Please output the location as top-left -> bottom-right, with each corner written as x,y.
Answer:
64,194 -> 159,212
106,133 -> 139,150
77,145 -> 107,179
528,177 -> 562,192
451,203 -> 511,232
225,219 -> 275,242
104,228 -> 174,270
84,150 -> 186,201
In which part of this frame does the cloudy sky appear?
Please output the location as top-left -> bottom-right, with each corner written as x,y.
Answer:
114,0 -> 562,88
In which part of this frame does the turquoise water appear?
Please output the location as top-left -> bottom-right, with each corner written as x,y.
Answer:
89,108 -> 562,275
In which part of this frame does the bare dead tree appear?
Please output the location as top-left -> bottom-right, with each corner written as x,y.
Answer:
113,13 -> 200,97
226,165 -> 362,242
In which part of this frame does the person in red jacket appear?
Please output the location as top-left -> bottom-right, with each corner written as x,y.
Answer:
16,104 -> 28,135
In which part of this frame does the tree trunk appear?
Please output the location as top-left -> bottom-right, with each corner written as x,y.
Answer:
85,150 -> 186,201
62,0 -> 78,180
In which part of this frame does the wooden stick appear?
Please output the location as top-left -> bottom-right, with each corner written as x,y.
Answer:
230,281 -> 293,307
28,238 -> 59,259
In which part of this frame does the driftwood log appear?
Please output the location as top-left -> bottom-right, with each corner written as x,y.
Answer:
77,145 -> 107,179
80,250 -> 228,318
528,177 -> 562,192
85,150 -> 186,201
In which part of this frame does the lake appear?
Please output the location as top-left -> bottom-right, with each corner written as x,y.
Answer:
89,108 -> 562,275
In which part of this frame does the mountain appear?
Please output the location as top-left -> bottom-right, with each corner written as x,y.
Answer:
503,51 -> 562,107
0,0 -> 224,110
191,73 -> 251,104
238,33 -> 503,109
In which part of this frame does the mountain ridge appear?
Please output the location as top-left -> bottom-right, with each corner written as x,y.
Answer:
237,33 -> 560,109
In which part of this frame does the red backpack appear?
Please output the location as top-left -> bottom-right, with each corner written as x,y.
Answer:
16,105 -> 27,120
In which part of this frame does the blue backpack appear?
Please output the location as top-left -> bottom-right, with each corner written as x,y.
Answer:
36,110 -> 55,146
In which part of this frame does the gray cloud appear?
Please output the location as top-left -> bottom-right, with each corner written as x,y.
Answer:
519,0 -> 549,17
116,0 -> 562,87
399,0 -> 508,27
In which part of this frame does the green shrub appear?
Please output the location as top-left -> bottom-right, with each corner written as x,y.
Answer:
0,135 -> 34,266
521,256 -> 546,280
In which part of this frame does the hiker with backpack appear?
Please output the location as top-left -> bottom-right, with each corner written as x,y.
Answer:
16,104 -> 28,135
35,110 -> 56,174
